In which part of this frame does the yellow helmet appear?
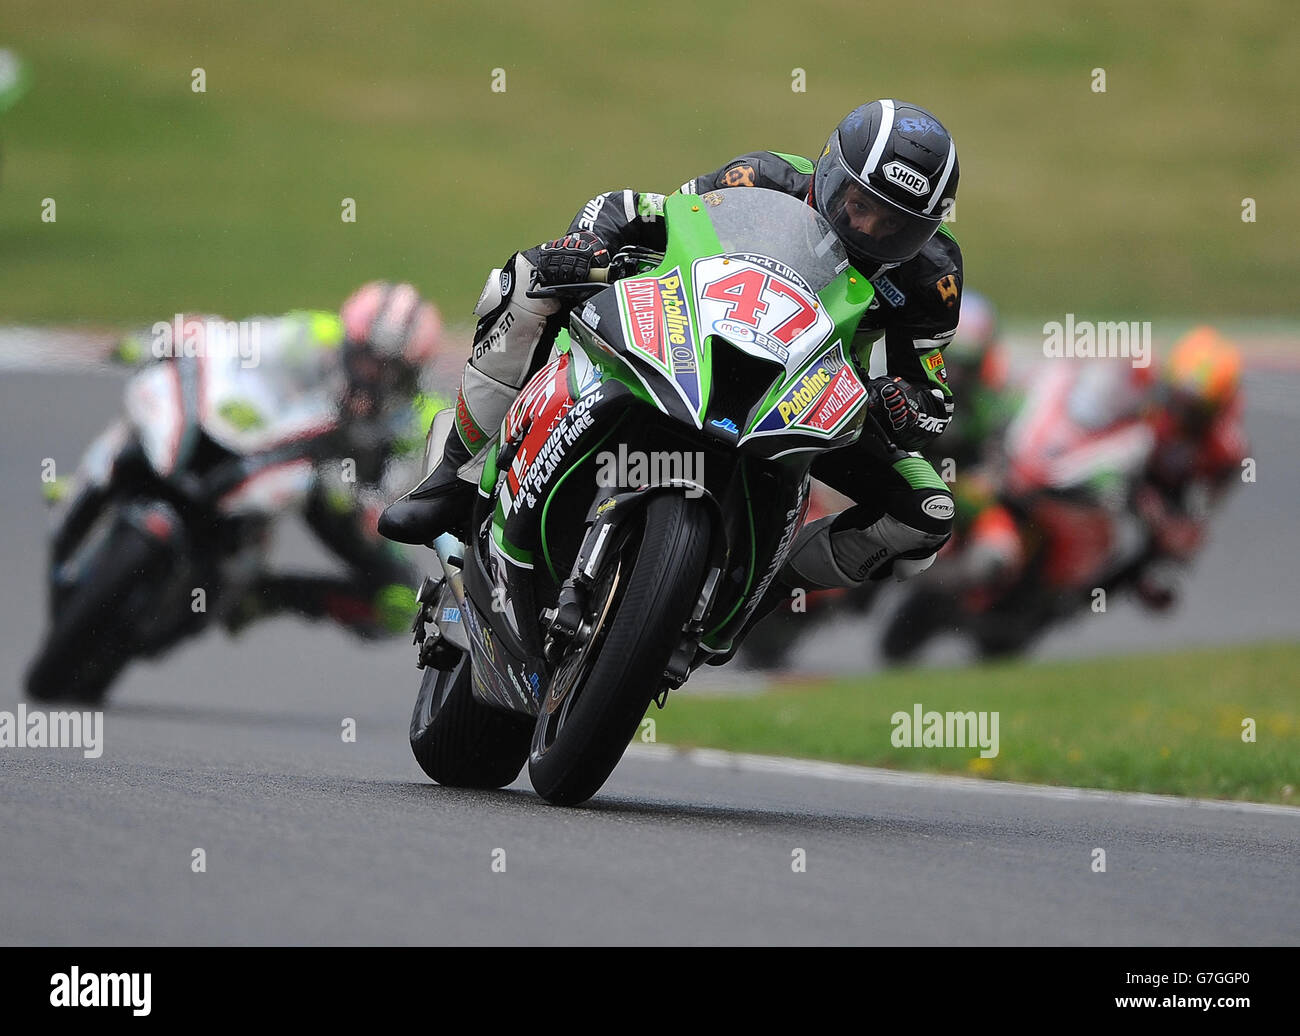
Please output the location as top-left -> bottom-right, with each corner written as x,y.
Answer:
1163,326 -> 1241,424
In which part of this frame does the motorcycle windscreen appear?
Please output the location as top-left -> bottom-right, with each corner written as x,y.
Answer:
693,190 -> 848,373
695,190 -> 868,447
703,187 -> 850,292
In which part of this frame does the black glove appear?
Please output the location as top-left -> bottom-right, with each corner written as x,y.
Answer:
868,376 -> 922,442
534,231 -> 610,285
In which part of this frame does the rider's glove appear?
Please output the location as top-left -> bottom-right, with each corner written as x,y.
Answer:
868,376 -> 923,443
534,231 -> 610,285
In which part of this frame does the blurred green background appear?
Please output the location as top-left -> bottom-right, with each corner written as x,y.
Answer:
0,0 -> 1295,325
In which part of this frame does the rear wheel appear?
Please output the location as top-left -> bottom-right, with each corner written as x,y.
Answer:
25,518 -> 158,704
409,657 -> 533,789
528,493 -> 710,806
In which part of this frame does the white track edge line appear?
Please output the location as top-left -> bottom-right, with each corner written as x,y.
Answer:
624,744 -> 1300,817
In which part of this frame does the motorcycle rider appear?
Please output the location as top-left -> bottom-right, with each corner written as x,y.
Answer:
1132,326 -> 1247,609
381,100 -> 963,595
945,327 -> 1246,610
70,283 -> 446,638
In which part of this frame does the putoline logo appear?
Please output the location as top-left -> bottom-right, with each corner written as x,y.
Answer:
882,161 -> 930,197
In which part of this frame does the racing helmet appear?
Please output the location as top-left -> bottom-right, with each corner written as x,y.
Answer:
811,99 -> 959,279
339,282 -> 442,416
1161,326 -> 1241,431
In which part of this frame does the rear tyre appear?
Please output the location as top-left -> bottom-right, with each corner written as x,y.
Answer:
24,519 -> 157,704
528,493 -> 710,806
409,657 -> 533,789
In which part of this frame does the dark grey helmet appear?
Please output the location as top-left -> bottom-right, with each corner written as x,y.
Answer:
812,100 -> 959,277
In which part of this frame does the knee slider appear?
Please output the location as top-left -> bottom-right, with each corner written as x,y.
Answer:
892,553 -> 939,581
895,486 -> 956,539
832,507 -> 948,584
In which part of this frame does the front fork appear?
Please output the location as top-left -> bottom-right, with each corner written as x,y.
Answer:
539,484 -> 726,697
412,486 -> 726,702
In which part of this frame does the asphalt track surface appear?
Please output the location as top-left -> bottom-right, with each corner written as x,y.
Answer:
1,366 -> 1297,945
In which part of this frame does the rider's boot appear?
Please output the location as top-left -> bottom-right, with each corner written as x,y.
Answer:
377,410 -> 479,542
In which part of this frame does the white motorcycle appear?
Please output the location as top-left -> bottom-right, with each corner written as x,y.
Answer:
27,346 -> 342,703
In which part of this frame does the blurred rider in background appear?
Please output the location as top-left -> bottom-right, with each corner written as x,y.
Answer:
953,325 -> 1247,605
1132,325 -> 1248,609
97,282 -> 448,638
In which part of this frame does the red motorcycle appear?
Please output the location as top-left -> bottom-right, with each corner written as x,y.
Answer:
882,362 -> 1159,661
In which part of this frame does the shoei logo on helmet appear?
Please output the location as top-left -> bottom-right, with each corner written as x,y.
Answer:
882,161 -> 930,197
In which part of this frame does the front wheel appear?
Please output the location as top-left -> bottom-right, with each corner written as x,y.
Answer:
25,516 -> 159,704
528,493 -> 710,806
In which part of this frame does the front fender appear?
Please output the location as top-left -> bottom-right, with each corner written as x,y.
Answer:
576,480 -> 729,584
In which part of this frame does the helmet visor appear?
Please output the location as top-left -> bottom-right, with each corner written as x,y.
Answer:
814,138 -> 942,266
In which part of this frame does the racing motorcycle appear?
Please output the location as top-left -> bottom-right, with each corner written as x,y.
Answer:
407,187 -> 896,805
880,362 -> 1158,661
25,349 -> 342,704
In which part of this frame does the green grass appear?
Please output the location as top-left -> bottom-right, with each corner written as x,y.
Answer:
654,641 -> 1300,805
1,0 -> 1297,324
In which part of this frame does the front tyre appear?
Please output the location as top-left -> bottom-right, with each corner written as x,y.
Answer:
409,656 -> 533,789
25,517 -> 157,704
529,493 -> 710,806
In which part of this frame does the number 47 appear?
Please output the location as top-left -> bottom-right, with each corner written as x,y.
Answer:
701,268 -> 817,345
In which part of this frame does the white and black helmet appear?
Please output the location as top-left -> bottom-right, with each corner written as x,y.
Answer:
812,99 -> 959,277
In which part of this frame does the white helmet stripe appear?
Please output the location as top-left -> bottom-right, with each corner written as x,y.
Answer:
860,99 -> 896,179
923,139 -> 957,214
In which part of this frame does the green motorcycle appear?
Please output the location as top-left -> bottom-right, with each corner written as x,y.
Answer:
408,187 -> 879,805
